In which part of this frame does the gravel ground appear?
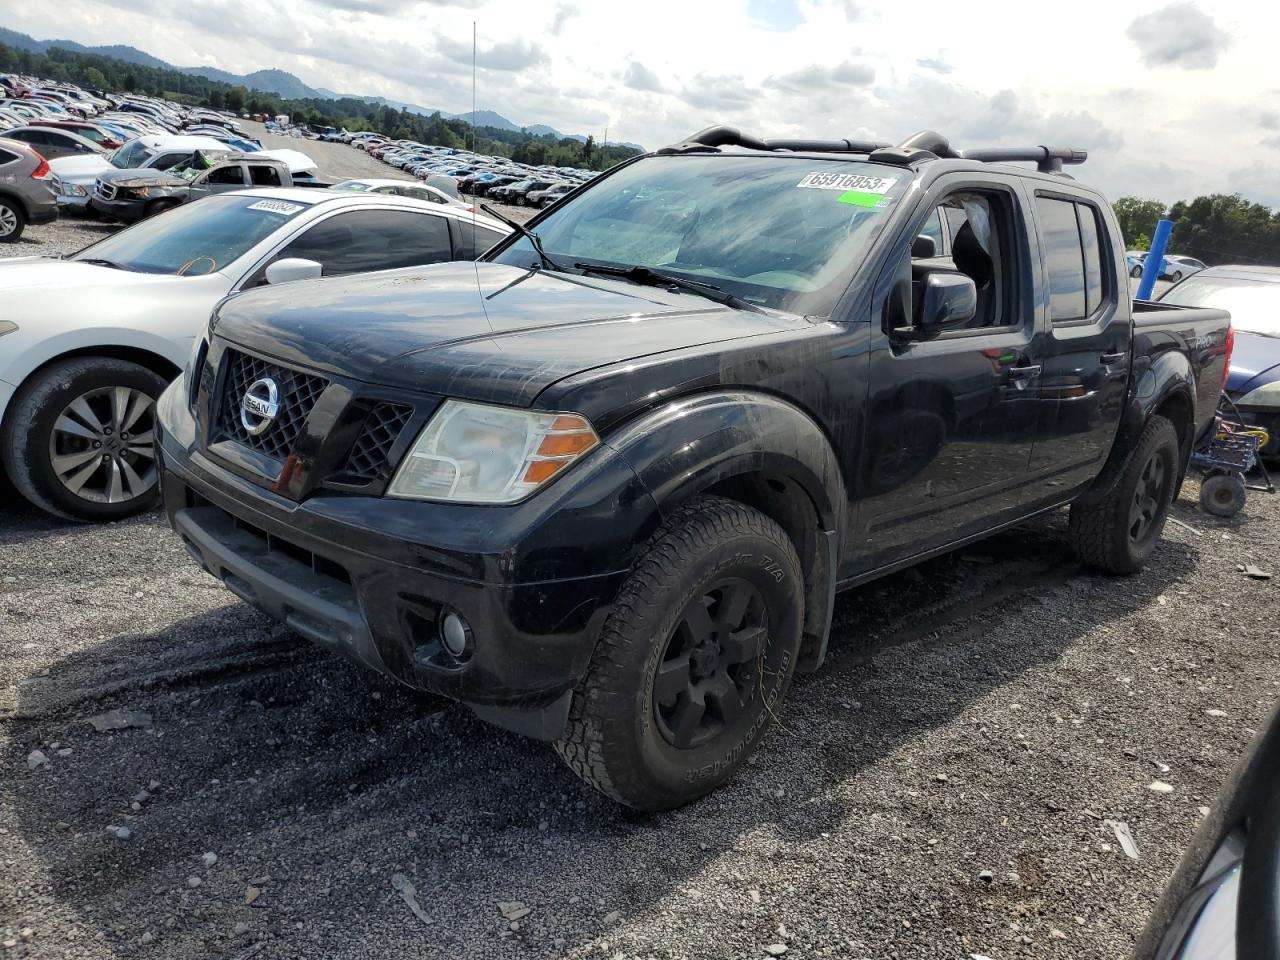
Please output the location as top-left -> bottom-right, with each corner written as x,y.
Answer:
1,469 -> 1277,959
3,121 -> 533,259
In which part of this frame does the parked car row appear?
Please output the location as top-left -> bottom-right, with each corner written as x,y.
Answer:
1126,248 -> 1210,282
346,131 -> 597,209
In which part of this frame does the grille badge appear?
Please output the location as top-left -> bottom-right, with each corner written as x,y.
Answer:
240,378 -> 280,436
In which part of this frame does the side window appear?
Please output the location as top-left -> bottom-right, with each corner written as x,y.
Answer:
454,221 -> 506,259
900,190 -> 1020,332
248,165 -> 282,187
275,209 -> 453,277
1036,196 -> 1107,323
0,147 -> 17,165
205,165 -> 246,185
11,129 -> 45,145
152,152 -> 193,171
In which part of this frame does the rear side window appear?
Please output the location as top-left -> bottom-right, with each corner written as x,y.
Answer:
454,221 -> 507,259
205,165 -> 246,185
1037,196 -> 1107,323
249,165 -> 282,187
0,147 -> 17,165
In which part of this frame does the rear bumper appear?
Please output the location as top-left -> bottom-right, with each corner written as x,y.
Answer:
27,201 -> 57,225
155,383 -> 645,739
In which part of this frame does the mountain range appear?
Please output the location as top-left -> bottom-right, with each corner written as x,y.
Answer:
0,27 -> 643,149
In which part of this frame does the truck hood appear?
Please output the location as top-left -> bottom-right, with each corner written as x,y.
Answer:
213,262 -> 806,406
97,168 -> 185,189
1227,331 -> 1280,395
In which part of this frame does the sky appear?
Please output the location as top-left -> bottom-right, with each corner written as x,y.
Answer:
6,0 -> 1279,207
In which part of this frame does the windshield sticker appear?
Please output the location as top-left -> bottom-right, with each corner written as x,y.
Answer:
246,199 -> 304,216
796,172 -> 897,194
837,190 -> 894,208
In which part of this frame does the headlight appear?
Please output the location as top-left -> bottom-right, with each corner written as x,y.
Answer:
61,181 -> 87,197
387,400 -> 600,504
1237,381 -> 1280,407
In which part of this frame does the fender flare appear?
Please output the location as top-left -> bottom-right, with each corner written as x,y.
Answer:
606,391 -> 847,671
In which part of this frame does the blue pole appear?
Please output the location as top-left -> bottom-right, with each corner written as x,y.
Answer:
1136,218 -> 1174,300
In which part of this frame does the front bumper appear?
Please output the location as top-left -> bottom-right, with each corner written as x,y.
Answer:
156,382 -> 650,739
89,195 -> 149,222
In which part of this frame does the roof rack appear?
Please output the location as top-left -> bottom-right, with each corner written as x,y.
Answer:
658,126 -> 1087,174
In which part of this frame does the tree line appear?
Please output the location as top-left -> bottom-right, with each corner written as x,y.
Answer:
0,41 -> 642,170
1112,194 -> 1280,266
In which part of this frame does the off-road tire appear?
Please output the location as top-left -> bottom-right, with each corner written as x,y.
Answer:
555,496 -> 804,811
0,196 -> 27,242
1199,473 -> 1246,518
1068,415 -> 1179,574
1,357 -> 168,522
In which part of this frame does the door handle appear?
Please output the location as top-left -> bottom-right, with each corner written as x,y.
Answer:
1008,364 -> 1042,380
1100,351 -> 1128,364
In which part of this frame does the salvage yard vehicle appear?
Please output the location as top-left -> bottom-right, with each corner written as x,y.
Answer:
155,126 -> 1232,811
90,153 -> 295,222
330,178 -> 473,211
50,134 -> 231,213
0,191 -> 510,522
0,124 -> 106,161
1161,265 -> 1280,461
0,137 -> 57,242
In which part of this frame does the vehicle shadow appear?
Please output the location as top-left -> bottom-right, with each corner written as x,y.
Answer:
4,511 -> 1196,958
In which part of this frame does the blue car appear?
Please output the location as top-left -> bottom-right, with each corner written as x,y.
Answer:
1160,265 -> 1280,458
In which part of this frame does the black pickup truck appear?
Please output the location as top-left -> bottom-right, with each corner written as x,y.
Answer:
155,127 -> 1233,810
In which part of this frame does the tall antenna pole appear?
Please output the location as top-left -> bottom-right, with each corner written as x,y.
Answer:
470,20 -> 476,153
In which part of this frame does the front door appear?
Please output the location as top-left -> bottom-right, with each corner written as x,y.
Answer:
853,176 -> 1044,573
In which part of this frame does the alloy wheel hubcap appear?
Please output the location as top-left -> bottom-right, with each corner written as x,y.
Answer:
48,386 -> 158,504
1128,451 -> 1167,543
0,206 -> 16,236
653,578 -> 768,750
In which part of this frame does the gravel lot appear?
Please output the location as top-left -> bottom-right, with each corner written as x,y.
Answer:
4,122 -> 534,259
2,464 -> 1278,960
0,126 -> 1262,958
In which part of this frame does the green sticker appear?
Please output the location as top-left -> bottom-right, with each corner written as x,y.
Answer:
836,190 -> 883,207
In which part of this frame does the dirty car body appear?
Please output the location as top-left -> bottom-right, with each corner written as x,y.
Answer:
156,127 -> 1233,809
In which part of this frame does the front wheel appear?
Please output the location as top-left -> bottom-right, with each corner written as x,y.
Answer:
1130,265 -> 1143,278
1,358 -> 168,522
555,497 -> 804,810
1171,271 -> 1183,283
1068,415 -> 1180,574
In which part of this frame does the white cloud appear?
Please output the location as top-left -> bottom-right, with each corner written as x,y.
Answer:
4,0 -> 1278,207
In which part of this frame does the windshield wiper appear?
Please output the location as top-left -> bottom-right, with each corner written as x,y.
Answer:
77,258 -> 130,271
479,203 -> 564,272
574,262 -> 765,314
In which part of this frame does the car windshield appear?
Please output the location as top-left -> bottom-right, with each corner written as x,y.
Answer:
489,154 -> 910,315
109,140 -> 154,169
1161,276 -> 1280,337
70,194 -> 310,275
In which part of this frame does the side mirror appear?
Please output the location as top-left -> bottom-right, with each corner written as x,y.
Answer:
918,272 -> 977,333
911,234 -> 937,259
264,257 -> 323,285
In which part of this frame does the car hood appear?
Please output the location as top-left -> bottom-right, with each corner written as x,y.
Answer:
0,257 -> 213,300
212,262 -> 805,407
48,153 -> 113,180
1228,331 -> 1280,395
97,168 -> 185,189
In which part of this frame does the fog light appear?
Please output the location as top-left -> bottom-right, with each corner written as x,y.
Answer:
440,610 -> 470,658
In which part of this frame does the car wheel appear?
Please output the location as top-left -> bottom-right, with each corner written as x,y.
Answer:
1171,271 -> 1183,283
1068,414 -> 1179,574
1130,265 -> 1143,278
1198,473 -> 1246,518
1,357 -> 168,522
555,496 -> 803,810
0,196 -> 27,243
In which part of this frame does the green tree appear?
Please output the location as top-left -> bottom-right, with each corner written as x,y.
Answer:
226,86 -> 247,112
122,71 -> 136,92
1111,197 -> 1166,249
84,66 -> 108,90
206,88 -> 223,109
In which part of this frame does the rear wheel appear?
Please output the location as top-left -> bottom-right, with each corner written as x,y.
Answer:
1,358 -> 167,522
0,196 -> 26,242
1130,265 -> 1143,278
555,497 -> 803,810
1068,415 -> 1179,573
1171,271 -> 1183,283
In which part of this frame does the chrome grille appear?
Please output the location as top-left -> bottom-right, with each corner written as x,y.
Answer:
95,180 -> 117,201
213,349 -> 328,462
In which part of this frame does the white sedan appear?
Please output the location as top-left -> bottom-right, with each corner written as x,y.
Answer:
0,189 -> 510,522
331,178 -> 472,211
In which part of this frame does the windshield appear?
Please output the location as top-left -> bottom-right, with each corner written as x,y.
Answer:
109,140 -> 154,169
1160,276 -> 1280,337
70,194 -> 311,275
488,155 -> 910,315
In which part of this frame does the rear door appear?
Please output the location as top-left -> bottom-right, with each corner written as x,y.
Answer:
1023,191 -> 1130,491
